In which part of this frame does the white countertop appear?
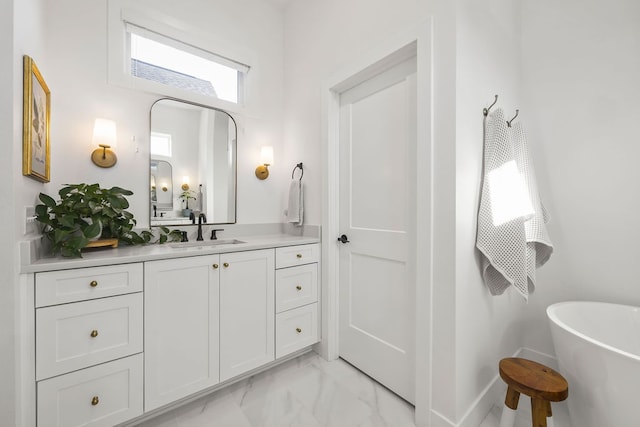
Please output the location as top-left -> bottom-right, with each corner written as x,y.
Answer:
21,224 -> 321,273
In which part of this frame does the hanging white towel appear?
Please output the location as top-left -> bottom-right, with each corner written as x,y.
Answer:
509,122 -> 553,291
476,108 -> 553,299
287,179 -> 304,226
476,108 -> 530,299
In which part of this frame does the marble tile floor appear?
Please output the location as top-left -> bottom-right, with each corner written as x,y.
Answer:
479,401 -> 571,427
135,352 -> 416,427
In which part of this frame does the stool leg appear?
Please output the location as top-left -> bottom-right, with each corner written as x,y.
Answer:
499,386 -> 520,427
531,398 -> 548,427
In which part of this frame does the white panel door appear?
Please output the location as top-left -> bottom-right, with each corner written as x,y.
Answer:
144,255 -> 220,411
339,56 -> 417,403
219,249 -> 275,381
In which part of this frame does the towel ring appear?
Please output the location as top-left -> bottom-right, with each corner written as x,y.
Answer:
291,162 -> 303,181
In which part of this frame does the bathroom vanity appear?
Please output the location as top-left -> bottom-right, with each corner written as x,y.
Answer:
21,230 -> 320,427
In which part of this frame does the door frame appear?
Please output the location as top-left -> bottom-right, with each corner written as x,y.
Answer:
319,21 -> 434,425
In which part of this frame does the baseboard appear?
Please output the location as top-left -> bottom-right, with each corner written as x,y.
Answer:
429,410 -> 455,427
456,369 -> 504,427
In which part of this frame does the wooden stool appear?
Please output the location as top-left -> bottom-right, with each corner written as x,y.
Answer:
498,358 -> 568,427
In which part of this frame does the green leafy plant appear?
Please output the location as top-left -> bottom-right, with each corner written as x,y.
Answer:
178,189 -> 196,209
35,183 -> 181,258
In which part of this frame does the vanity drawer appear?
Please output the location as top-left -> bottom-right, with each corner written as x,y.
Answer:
35,263 -> 143,307
275,244 -> 319,269
37,353 -> 143,427
276,264 -> 318,313
276,303 -> 319,358
36,293 -> 143,380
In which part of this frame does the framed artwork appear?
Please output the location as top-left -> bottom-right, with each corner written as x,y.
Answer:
23,55 -> 51,182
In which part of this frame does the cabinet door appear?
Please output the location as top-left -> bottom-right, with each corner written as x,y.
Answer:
144,255 -> 220,411
220,249 -> 275,381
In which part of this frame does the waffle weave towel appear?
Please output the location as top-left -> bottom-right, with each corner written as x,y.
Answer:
476,108 -> 552,299
510,121 -> 553,292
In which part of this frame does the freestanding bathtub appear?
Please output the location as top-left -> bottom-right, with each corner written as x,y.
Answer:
547,301 -> 640,427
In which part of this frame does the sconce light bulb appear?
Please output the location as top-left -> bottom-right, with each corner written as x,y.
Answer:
256,146 -> 273,180
91,118 -> 117,168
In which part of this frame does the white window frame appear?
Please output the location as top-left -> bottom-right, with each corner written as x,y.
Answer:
107,1 -> 252,113
150,131 -> 172,158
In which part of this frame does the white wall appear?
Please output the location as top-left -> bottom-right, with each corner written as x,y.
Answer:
454,0 -> 527,422
22,0 -> 285,228
5,0 -> 48,424
520,0 -> 640,354
1,0 -> 17,423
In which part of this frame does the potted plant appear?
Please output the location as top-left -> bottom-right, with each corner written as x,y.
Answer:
36,183 -> 181,258
178,189 -> 196,217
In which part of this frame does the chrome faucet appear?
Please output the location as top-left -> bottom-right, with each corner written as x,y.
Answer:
196,213 -> 207,241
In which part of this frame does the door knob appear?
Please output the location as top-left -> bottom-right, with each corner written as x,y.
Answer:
337,234 -> 350,244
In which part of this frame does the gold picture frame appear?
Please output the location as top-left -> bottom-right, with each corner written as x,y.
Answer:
23,55 -> 50,182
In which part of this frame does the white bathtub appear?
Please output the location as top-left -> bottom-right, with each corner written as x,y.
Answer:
547,301 -> 640,427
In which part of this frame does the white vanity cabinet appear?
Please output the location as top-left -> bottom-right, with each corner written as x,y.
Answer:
27,238 -> 320,426
144,255 -> 220,411
34,263 -> 144,427
275,244 -> 320,358
219,249 -> 275,381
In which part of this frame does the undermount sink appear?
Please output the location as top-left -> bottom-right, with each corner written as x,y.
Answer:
169,239 -> 246,248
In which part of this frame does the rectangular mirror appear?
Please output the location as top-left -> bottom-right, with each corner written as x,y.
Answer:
150,98 -> 237,226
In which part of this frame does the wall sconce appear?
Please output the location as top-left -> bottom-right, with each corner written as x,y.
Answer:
255,146 -> 273,180
90,118 -> 118,168
161,182 -> 168,192
181,176 -> 190,191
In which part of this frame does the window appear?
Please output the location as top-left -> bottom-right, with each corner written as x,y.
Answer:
150,132 -> 172,157
108,3 -> 252,108
126,24 -> 248,104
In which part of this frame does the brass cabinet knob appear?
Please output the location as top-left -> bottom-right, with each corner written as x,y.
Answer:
296,327 -> 302,333
213,264 -> 219,269
90,280 -> 98,287
296,254 -> 302,259
296,285 -> 302,291
223,262 -> 229,268
91,396 -> 99,406
90,330 -> 98,338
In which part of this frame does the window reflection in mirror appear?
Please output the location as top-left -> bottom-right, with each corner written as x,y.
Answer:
150,98 -> 237,226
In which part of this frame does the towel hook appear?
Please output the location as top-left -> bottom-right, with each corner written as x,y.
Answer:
291,162 -> 303,181
483,94 -> 498,117
507,109 -> 519,127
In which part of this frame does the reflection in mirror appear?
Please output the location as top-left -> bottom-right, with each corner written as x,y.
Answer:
150,160 -> 173,211
150,98 -> 237,226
